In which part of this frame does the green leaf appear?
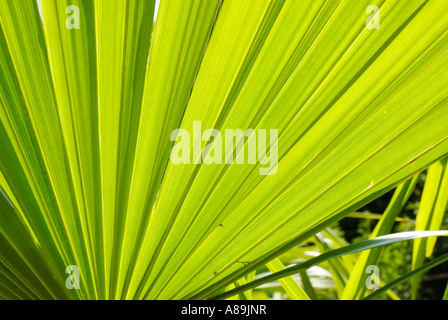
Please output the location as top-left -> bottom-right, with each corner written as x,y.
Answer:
341,175 -> 419,299
121,0 -> 222,300
1,0 -> 448,300
209,231 -> 448,300
266,258 -> 310,300
364,252 -> 448,300
411,159 -> 448,299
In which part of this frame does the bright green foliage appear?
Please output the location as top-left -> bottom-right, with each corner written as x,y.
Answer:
411,159 -> 448,298
266,258 -> 310,300
342,176 -> 420,299
0,0 -> 448,300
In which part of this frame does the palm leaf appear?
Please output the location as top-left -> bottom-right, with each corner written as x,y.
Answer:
1,0 -> 448,300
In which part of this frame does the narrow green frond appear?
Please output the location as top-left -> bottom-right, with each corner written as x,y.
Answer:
342,175 -> 419,299
365,252 -> 448,300
411,158 -> 448,299
210,231 -> 448,300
